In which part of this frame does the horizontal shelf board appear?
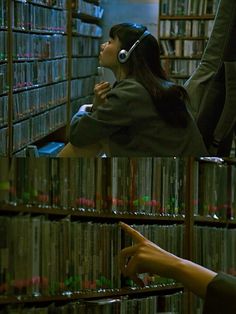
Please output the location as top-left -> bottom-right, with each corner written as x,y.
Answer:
160,36 -> 209,40
84,0 -> 100,5
12,28 -> 67,36
12,124 -> 67,155
161,55 -> 202,59
0,284 -> 183,305
0,91 -> 9,97
0,123 -> 8,128
196,157 -> 236,164
13,56 -> 67,62
13,100 -> 67,124
72,32 -> 102,39
159,15 -> 215,20
72,12 -> 102,24
12,78 -> 68,94
0,204 -> 185,223
194,216 -> 236,226
16,0 -> 66,11
221,157 -> 236,164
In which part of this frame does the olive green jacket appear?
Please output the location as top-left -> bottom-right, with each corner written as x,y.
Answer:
203,272 -> 236,314
70,79 -> 207,156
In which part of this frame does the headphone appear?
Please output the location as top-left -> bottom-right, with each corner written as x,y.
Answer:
118,30 -> 150,64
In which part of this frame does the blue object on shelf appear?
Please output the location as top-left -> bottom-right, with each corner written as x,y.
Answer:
38,142 -> 65,156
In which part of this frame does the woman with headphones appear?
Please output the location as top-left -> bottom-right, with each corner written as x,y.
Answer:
58,23 -> 207,157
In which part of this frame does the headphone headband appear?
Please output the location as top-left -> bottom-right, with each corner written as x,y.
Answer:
118,30 -> 150,63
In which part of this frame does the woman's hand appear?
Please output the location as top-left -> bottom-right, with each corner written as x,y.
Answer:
119,222 -> 181,287
119,222 -> 217,297
93,81 -> 112,108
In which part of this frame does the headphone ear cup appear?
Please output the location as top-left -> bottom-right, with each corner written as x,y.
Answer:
118,49 -> 128,63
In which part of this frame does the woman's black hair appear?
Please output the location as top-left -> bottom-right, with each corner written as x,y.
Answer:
110,23 -> 190,128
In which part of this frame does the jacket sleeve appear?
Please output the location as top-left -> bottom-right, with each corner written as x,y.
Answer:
203,272 -> 236,314
69,80 -> 137,147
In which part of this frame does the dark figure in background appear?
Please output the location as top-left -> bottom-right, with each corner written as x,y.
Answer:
185,0 -> 236,156
58,23 -> 207,157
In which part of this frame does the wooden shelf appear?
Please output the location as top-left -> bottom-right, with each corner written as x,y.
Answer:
0,0 -> 103,156
0,203 -> 185,224
160,36 -> 209,40
161,55 -> 202,59
159,15 -> 215,20
72,11 -> 102,24
158,2 -> 217,86
194,216 -> 236,227
0,284 -> 184,305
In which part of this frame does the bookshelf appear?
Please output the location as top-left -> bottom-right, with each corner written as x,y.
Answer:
0,157 -> 190,313
189,157 -> 236,313
158,0 -> 220,85
70,0 -> 102,121
0,0 -> 103,157
0,157 -> 235,312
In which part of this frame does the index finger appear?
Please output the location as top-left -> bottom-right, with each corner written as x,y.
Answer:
119,222 -> 146,242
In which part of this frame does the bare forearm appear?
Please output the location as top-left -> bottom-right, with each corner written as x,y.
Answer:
172,258 -> 217,298
119,222 -> 218,298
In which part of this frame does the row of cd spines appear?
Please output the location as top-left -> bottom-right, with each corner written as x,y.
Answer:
160,0 -> 220,16
0,24 -> 100,63
0,72 -> 95,123
0,214 -> 235,297
161,59 -> 201,77
0,55 -> 99,93
0,0 -> 103,30
194,226 -> 236,276
1,158 -> 236,218
0,158 -> 188,215
73,0 -> 104,19
0,218 -> 183,296
161,39 -> 207,58
0,292 -> 184,314
0,76 -> 95,155
159,19 -> 215,38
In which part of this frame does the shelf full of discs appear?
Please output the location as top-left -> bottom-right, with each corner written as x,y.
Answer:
159,0 -> 220,84
72,0 -> 104,19
0,0 -> 105,156
70,35 -> 100,118
0,157 -> 186,310
160,0 -> 220,16
0,157 -> 187,215
0,0 -> 69,156
70,0 -> 103,120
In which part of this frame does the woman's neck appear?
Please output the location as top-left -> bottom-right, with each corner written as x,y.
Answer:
114,66 -> 127,82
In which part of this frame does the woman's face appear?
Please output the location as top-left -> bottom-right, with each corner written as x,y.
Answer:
99,36 -> 121,71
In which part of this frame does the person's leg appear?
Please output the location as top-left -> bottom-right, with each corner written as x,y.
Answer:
57,142 -> 102,157
210,62 -> 236,156
196,64 -> 225,152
